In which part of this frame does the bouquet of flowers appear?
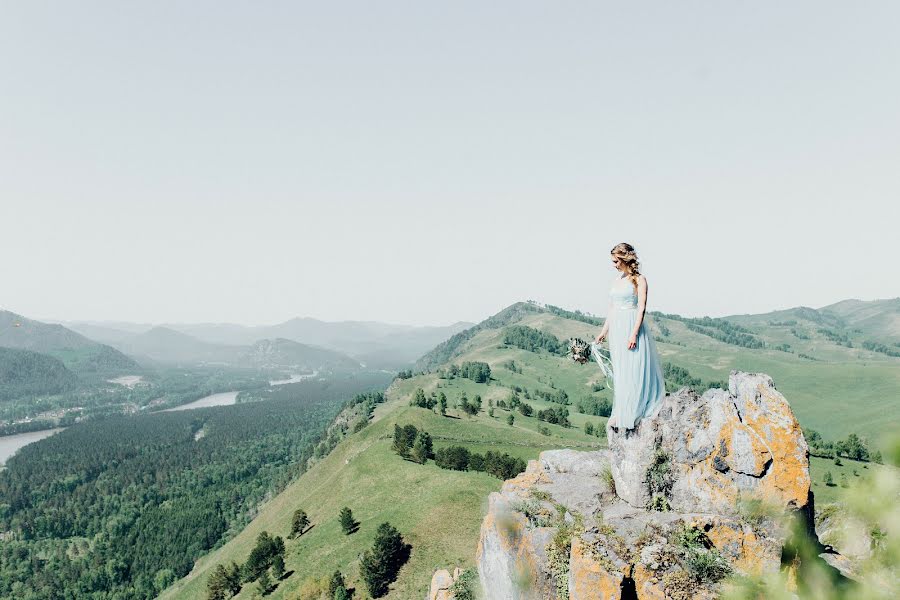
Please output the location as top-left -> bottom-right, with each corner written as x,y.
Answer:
568,337 -> 614,390
568,337 -> 592,364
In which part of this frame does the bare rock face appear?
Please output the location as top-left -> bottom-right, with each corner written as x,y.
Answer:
427,567 -> 463,600
607,371 -> 811,515
476,459 -> 563,599
476,371 -> 837,600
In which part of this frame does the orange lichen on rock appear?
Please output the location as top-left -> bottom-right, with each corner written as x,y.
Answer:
740,383 -> 810,510
703,517 -> 780,576
631,563 -> 666,600
568,537 -> 622,600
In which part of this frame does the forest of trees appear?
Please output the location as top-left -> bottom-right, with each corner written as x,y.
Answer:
439,361 -> 492,383
502,325 -> 566,354
577,395 -> 612,417
862,340 -> 900,357
0,364 -> 273,435
0,373 -> 391,599
804,429 -> 883,463
651,312 -> 765,349
392,422 -> 526,480
0,347 -> 80,400
661,363 -> 727,394
544,305 -> 603,326
433,445 -> 527,479
818,328 -> 853,347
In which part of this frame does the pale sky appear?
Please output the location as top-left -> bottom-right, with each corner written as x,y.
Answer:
2,2 -> 898,327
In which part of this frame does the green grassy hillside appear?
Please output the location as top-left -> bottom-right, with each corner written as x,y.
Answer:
0,347 -> 80,400
162,300 -> 898,599
0,310 -> 139,378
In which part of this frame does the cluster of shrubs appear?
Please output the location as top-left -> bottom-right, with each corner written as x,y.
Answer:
806,429 -> 883,463
392,422 -> 526,480
536,405 -> 570,427
409,388 -> 482,417
862,340 -> 900,357
206,531 -> 286,598
531,387 -> 569,405
577,395 -> 612,417
545,304 -> 603,326
653,312 -> 765,349
583,421 -> 607,438
502,325 -> 567,354
662,363 -> 726,394
393,423 -> 434,464
438,361 -> 492,383
434,445 -> 527,480
818,327 -> 853,347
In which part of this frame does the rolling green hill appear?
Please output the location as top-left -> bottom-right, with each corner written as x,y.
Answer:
162,299 -> 899,599
0,310 -> 139,378
0,347 -> 81,401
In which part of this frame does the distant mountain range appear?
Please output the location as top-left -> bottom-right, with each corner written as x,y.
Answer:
0,310 -> 139,379
63,317 -> 474,369
724,297 -> 900,341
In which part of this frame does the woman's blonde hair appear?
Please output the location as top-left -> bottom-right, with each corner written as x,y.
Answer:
610,242 -> 641,290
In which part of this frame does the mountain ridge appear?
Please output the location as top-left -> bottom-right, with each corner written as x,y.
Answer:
161,297 -> 899,599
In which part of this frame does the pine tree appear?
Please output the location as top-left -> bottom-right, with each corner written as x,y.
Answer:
291,508 -> 310,537
507,413 -> 515,426
392,423 -> 408,455
360,522 -> 408,598
224,562 -> 242,595
328,570 -> 346,596
334,586 -> 351,600
584,422 -> 594,435
206,564 -> 227,600
439,393 -> 447,416
410,388 -> 427,407
411,431 -> 432,464
257,570 -> 271,595
272,555 -> 285,580
823,471 -> 834,486
339,506 -> 357,534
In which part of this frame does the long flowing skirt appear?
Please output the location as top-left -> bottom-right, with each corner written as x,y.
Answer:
608,308 -> 665,430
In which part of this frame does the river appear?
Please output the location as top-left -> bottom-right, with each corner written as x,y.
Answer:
2,376 -> 314,461
269,370 -> 318,386
162,391 -> 240,412
0,428 -> 66,465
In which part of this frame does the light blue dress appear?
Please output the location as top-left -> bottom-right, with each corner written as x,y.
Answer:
606,276 -> 666,430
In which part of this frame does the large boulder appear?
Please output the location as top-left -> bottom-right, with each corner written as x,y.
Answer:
607,371 -> 811,515
475,371 -> 837,599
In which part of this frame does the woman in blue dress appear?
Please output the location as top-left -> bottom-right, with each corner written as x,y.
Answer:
593,242 -> 666,431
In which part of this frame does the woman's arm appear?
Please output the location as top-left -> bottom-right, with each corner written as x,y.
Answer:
629,276 -> 648,349
595,298 -> 613,343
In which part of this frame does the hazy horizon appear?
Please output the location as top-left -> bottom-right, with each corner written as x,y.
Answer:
3,2 -> 899,327
3,294 -> 892,331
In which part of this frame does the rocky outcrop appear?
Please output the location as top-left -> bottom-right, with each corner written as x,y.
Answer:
607,371 -> 811,515
427,567 -> 464,600
476,371 -> 839,599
